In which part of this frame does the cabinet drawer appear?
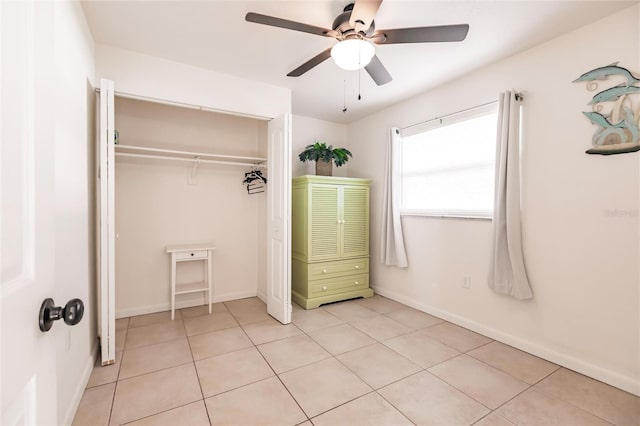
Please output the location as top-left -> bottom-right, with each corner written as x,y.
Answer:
310,274 -> 369,297
174,250 -> 208,261
308,258 -> 368,280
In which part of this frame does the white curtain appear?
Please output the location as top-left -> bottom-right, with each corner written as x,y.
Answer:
488,91 -> 533,299
380,127 -> 408,267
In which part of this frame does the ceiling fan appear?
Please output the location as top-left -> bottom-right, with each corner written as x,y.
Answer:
245,0 -> 469,86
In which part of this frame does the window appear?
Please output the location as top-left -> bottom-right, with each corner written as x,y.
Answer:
400,103 -> 498,218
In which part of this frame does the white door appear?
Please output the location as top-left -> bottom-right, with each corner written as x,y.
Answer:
266,114 -> 292,324
1,1 -> 59,423
97,79 -> 116,366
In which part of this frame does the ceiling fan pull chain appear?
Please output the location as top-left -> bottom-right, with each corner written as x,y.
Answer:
357,41 -> 362,101
343,79 -> 348,113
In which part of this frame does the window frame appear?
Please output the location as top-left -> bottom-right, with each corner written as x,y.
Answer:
398,102 -> 499,220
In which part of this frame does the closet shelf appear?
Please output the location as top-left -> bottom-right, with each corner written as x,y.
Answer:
115,144 -> 267,167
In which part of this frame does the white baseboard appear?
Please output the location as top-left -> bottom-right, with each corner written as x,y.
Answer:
371,285 -> 640,397
256,289 -> 267,304
62,339 -> 99,425
115,290 -> 258,318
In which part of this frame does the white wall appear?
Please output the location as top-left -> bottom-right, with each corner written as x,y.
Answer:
96,44 -> 291,120
52,1 -> 96,424
114,97 -> 267,317
292,115 -> 349,177
347,5 -> 640,395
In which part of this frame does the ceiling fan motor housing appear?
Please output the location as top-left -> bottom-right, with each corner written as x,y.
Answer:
333,3 -> 376,38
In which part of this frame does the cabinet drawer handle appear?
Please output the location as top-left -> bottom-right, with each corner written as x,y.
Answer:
322,269 -> 327,273
322,286 -> 327,291
354,281 -> 359,285
190,253 -> 194,257
355,265 -> 359,269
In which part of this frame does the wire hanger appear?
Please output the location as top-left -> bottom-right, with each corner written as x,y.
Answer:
243,168 -> 267,194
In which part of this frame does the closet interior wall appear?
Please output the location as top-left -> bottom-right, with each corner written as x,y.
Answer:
114,97 -> 267,318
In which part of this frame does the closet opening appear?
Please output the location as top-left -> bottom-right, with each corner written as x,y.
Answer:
112,95 -> 270,321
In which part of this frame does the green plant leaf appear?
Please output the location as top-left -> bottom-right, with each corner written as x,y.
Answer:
297,141 -> 352,167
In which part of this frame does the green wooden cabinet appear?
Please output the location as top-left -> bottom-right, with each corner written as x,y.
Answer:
292,176 -> 373,309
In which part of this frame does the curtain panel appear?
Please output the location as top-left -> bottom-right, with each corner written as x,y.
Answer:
488,91 -> 533,299
380,127 -> 409,267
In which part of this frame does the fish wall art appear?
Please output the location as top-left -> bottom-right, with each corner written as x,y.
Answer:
573,62 -> 640,155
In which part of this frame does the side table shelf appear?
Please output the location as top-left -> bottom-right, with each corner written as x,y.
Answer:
166,243 -> 216,320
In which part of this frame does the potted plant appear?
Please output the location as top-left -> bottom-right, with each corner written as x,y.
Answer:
298,142 -> 352,176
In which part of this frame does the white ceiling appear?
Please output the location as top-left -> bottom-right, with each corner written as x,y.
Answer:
81,0 -> 636,123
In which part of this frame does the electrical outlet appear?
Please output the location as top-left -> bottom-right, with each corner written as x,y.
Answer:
462,276 -> 471,289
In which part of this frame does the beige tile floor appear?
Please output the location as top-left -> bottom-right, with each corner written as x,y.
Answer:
74,296 -> 640,426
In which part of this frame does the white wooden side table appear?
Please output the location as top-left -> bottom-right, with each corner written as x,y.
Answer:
166,243 -> 216,320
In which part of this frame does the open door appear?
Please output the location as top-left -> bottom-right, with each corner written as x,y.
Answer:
1,1 -> 58,422
97,78 -> 116,365
266,113 -> 292,324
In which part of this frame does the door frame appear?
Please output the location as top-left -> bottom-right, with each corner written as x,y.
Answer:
96,86 -> 293,343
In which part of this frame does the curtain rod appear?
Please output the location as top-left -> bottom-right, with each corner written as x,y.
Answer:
400,92 -> 524,133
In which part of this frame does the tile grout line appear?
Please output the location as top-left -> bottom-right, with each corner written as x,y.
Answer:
238,315 -> 312,423
463,345 -> 559,386
524,371 -> 618,426
118,400 -> 206,426
489,364 -> 563,417
305,390 -> 379,423
179,308 -> 212,426
106,319 -> 137,425
372,382 -> 420,426
255,316 -> 314,414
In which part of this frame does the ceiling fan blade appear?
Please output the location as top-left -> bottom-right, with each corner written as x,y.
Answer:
372,24 -> 469,44
349,0 -> 383,33
246,12 -> 334,37
287,48 -> 333,77
365,55 -> 392,86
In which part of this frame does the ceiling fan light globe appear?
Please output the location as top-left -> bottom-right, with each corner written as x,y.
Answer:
330,39 -> 375,71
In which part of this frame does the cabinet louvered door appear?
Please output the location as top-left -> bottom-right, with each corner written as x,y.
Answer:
341,185 -> 370,258
309,185 -> 340,261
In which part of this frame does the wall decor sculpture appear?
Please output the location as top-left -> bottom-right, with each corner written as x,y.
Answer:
573,62 -> 640,155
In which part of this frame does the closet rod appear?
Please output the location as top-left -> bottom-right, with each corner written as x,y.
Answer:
115,152 -> 267,168
115,144 -> 267,162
